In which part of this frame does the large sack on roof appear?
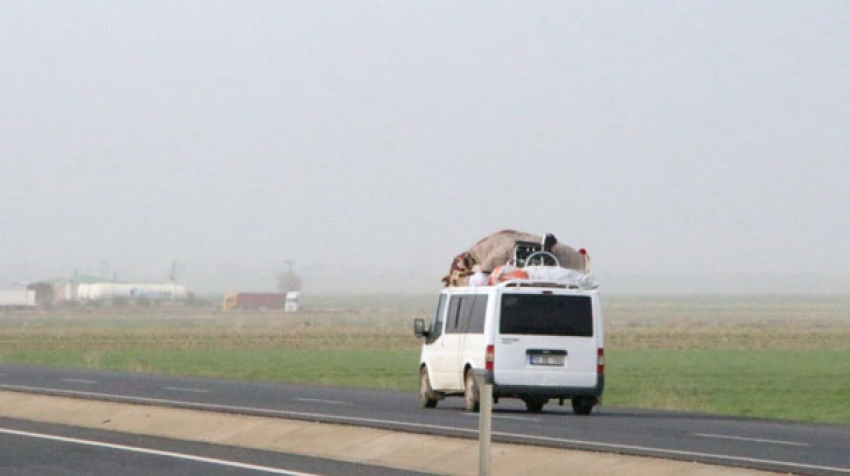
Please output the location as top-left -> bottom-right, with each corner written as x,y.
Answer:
442,229 -> 588,287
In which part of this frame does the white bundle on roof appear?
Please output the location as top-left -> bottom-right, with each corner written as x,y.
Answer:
523,266 -> 599,289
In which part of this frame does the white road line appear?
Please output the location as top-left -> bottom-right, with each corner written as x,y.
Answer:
293,397 -> 351,406
164,387 -> 210,394
0,427 -> 320,476
61,379 -> 98,385
1,383 -> 848,475
694,433 -> 810,447
463,413 -> 540,422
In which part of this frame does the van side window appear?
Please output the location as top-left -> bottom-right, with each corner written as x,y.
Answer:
446,296 -> 474,334
445,295 -> 487,334
457,296 -> 475,332
466,295 -> 488,334
445,296 -> 462,333
427,294 -> 447,344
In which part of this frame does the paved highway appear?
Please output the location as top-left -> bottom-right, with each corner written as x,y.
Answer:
1,364 -> 847,476
0,417 -> 429,476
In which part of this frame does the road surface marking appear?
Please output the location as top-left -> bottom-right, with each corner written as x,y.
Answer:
695,433 -> 810,447
2,383 -> 847,475
463,413 -> 540,422
61,379 -> 97,385
0,427 -> 320,475
164,387 -> 210,394
294,397 -> 351,406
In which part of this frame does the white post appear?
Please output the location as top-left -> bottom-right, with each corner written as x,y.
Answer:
474,370 -> 493,476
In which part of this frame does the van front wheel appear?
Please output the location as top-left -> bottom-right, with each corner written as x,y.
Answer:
463,370 -> 479,412
419,368 -> 438,408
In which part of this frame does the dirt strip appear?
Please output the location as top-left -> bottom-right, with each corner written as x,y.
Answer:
0,391 -> 775,476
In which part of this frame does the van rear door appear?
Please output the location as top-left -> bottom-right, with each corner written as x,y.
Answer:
494,291 -> 598,388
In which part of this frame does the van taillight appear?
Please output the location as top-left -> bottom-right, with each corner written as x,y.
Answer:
485,345 -> 495,370
597,348 -> 605,374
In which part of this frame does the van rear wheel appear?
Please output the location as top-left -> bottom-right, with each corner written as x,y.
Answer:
419,367 -> 438,408
463,370 -> 479,412
572,397 -> 596,415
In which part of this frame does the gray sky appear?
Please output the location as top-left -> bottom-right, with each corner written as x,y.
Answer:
2,1 -> 848,294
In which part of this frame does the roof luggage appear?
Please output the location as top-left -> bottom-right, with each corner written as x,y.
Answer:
442,229 -> 592,287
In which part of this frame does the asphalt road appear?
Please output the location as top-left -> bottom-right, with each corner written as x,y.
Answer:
0,417 -> 430,476
1,364 -> 848,476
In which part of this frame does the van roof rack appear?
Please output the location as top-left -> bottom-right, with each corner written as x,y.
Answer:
497,280 -> 584,290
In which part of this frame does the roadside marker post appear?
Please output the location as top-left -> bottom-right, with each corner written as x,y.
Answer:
473,369 -> 494,476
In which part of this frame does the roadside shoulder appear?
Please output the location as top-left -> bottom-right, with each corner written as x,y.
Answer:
0,391 -> 773,476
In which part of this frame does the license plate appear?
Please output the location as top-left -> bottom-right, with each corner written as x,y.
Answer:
529,354 -> 564,366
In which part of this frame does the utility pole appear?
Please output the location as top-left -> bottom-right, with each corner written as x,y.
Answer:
170,260 -> 179,283
283,260 -> 295,287
280,260 -> 297,293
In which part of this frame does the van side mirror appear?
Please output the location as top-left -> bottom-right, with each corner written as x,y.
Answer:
414,318 -> 430,338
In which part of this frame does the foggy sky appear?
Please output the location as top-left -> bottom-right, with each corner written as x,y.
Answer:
2,1 -> 848,294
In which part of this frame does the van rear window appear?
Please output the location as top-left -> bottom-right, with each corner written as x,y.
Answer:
499,294 -> 593,337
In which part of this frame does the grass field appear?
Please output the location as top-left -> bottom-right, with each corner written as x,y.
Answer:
1,294 -> 848,425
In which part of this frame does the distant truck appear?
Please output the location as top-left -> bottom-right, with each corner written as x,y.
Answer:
222,292 -> 287,311
0,289 -> 36,309
284,291 -> 304,313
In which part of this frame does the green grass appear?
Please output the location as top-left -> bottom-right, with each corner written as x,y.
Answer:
1,348 -> 418,390
1,294 -> 848,425
605,349 -> 850,424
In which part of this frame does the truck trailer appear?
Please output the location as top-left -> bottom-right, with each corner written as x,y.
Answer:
222,293 -> 287,311
0,289 -> 36,309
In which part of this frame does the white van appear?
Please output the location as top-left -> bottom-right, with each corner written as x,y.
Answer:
414,275 -> 604,414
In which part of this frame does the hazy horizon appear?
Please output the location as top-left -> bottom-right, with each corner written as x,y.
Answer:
4,264 -> 848,297
2,2 -> 848,297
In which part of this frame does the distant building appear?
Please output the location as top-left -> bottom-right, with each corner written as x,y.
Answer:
31,275 -> 191,306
